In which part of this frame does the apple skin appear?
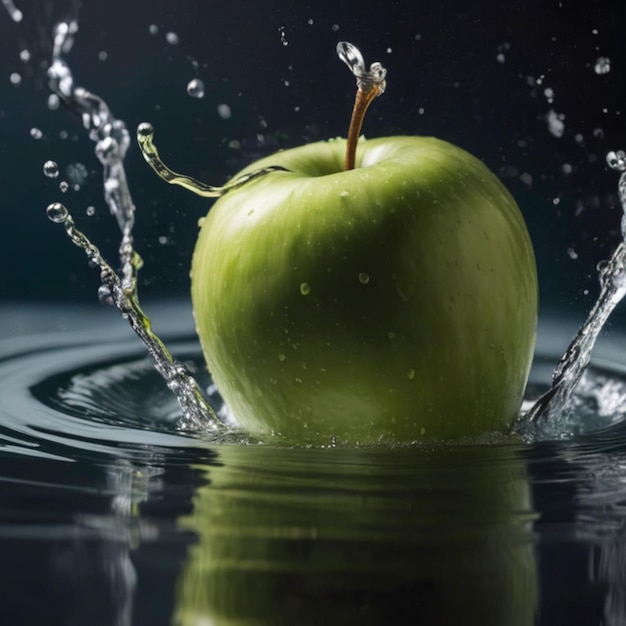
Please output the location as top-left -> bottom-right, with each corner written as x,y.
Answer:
191,136 -> 538,444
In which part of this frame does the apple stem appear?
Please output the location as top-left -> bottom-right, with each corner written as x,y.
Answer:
337,42 -> 387,171
345,85 -> 384,171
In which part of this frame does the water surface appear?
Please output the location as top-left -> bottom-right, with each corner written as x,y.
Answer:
1,302 -> 626,625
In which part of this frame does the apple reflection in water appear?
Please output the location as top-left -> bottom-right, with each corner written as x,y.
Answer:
173,445 -> 538,626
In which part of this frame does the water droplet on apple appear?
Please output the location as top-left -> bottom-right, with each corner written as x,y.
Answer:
406,368 -> 416,380
300,282 -> 311,295
358,273 -> 370,284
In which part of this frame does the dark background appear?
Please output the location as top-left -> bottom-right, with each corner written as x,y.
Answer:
0,0 -> 625,317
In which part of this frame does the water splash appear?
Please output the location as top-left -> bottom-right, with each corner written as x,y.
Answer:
136,123 -> 287,197
336,41 -> 387,94
43,20 -> 225,434
523,151 -> 626,430
1,0 -> 22,22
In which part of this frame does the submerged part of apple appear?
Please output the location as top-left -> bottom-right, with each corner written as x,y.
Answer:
191,136 -> 538,444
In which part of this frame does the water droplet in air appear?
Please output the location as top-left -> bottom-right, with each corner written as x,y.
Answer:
546,110 -> 565,138
358,273 -> 370,284
300,282 -> 311,295
278,26 -> 288,46
98,284 -> 114,306
59,181 -> 69,193
98,50 -> 108,61
46,202 -> 68,223
278,353 -> 287,363
9,72 -> 22,86
86,206 -> 95,216
19,49 -> 30,62
43,160 -> 59,178
149,24 -> 159,35
166,32 -> 179,45
331,24 -> 340,32
406,368 -> 416,380
186,78 -> 205,98
47,94 -> 60,110
30,127 -> 43,140
137,122 -> 153,138
3,0 -> 23,22
594,57 -> 611,75
217,104 -> 232,119
606,150 -> 626,172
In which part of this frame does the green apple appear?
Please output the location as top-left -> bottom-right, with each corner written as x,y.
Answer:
191,136 -> 537,444
174,445 -> 537,626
